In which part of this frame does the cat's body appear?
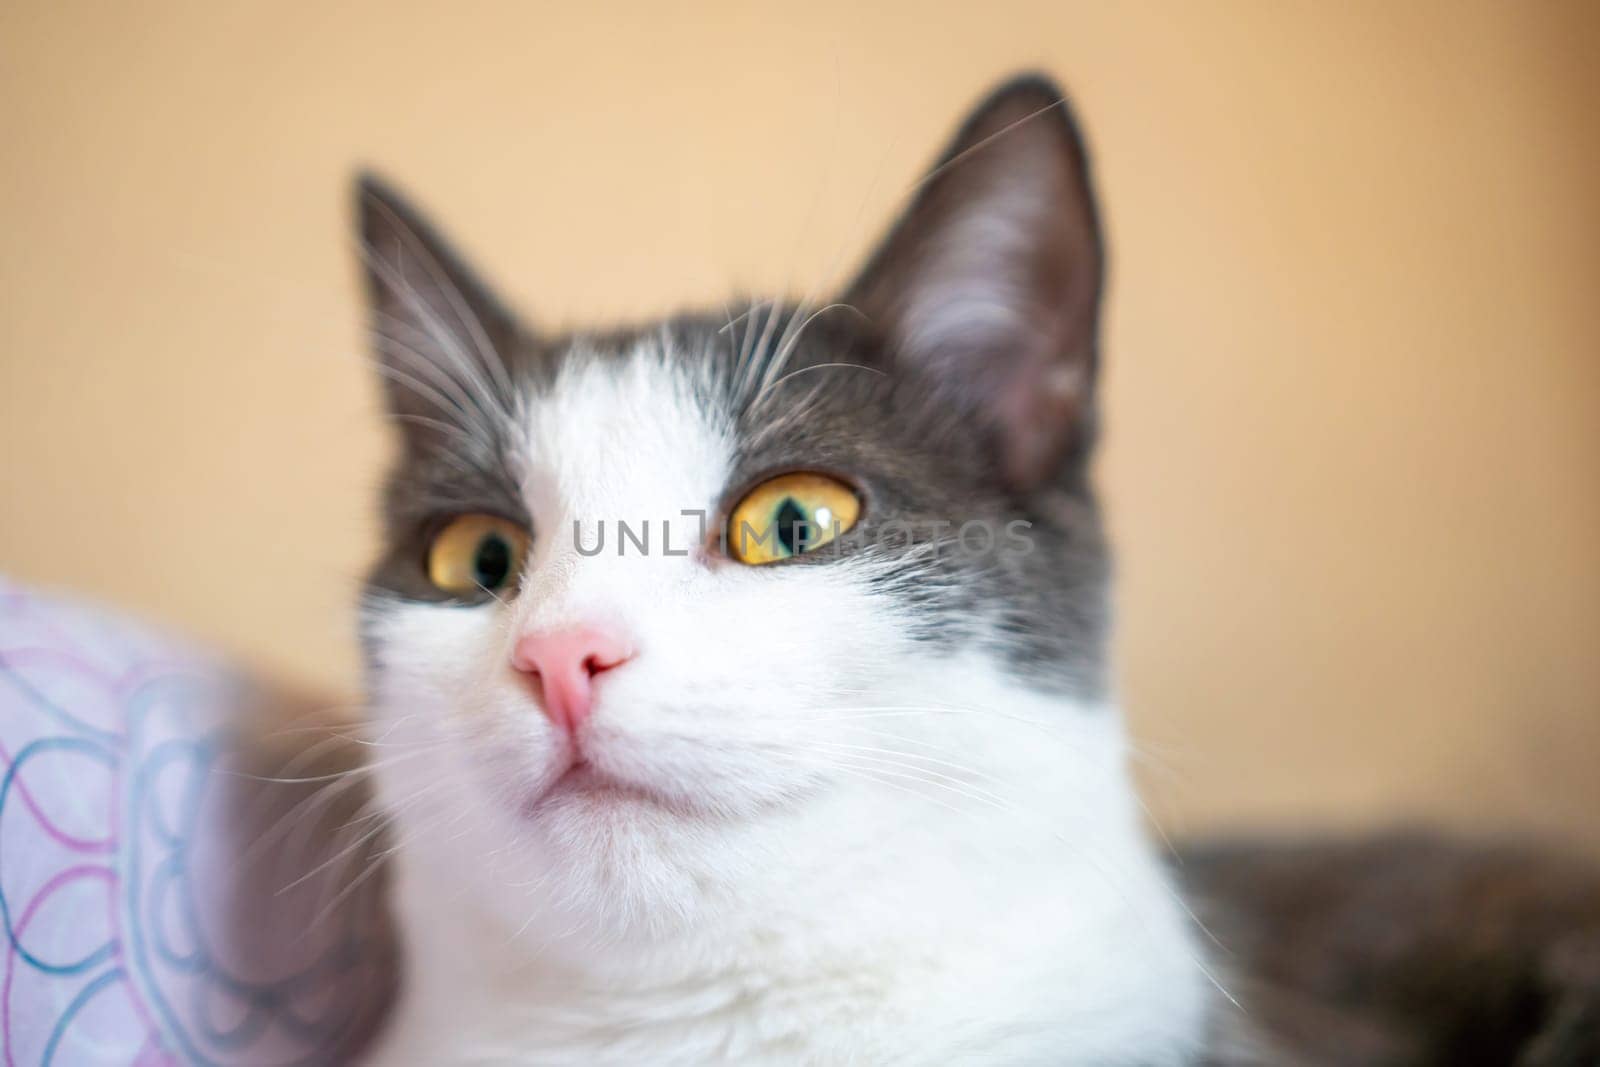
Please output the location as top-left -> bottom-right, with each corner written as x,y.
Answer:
347,75 -> 1599,1065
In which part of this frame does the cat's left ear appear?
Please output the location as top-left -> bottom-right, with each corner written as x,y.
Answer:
355,174 -> 521,449
844,75 -> 1104,489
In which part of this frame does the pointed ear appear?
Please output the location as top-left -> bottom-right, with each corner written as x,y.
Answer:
354,174 -> 521,449
844,75 -> 1104,489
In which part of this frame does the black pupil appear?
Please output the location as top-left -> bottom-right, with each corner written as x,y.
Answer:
473,533 -> 512,589
775,498 -> 813,556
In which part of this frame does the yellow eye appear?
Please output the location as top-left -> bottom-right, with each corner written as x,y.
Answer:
726,472 -> 862,565
426,514 -> 530,596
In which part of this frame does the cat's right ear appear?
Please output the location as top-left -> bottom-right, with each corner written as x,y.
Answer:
354,174 -> 521,449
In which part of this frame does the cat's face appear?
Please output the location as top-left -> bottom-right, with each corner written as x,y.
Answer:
359,76 -> 1120,936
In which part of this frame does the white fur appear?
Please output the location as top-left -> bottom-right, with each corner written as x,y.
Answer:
361,341 -> 1211,1064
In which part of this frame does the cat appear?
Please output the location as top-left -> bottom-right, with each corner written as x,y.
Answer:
347,73 -> 1600,1065
352,73 -> 1216,1064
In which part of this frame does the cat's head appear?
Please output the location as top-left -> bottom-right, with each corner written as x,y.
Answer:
358,75 -> 1128,939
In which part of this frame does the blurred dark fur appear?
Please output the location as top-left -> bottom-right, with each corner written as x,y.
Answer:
1184,834 -> 1600,1065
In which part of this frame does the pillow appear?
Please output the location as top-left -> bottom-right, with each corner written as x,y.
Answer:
0,577 -> 393,1065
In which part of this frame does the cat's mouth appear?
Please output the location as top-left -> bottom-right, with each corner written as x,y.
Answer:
519,758 -> 671,817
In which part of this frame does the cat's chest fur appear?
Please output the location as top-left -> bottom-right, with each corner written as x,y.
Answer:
365,783 -> 1211,1066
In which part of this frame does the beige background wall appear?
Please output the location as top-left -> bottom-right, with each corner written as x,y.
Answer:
3,2 -> 1597,849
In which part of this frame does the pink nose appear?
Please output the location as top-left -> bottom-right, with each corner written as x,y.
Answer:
510,625 -> 633,734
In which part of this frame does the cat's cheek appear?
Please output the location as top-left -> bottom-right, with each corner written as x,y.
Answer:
365,597 -> 503,685
418,693 -> 552,786
363,597 -> 531,745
